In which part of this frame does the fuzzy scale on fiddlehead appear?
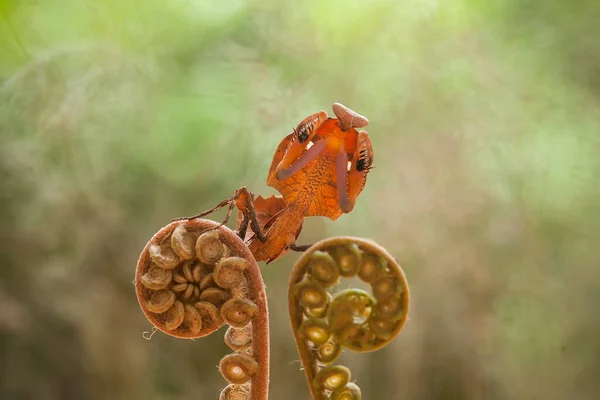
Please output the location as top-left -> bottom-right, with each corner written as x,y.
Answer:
289,237 -> 410,400
135,219 -> 269,400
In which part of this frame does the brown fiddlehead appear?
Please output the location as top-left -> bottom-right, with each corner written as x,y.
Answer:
135,219 -> 269,400
288,236 -> 410,399
135,221 -> 409,399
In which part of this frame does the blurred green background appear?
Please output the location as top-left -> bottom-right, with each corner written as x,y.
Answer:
1,0 -> 599,399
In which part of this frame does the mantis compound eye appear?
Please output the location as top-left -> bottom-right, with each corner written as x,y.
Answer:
356,146 -> 372,172
296,117 -> 318,143
271,111 -> 328,182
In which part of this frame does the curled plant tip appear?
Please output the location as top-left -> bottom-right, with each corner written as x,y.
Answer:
145,290 -> 176,313
316,336 -> 342,365
182,303 -> 203,335
164,300 -> 185,331
183,261 -> 195,282
289,236 -> 409,399
295,281 -> 329,309
135,218 -> 269,399
368,315 -> 396,338
331,382 -> 362,400
171,224 -> 196,260
303,292 -> 332,319
214,257 -> 248,289
225,325 -> 253,351
200,273 -> 217,290
357,254 -> 383,283
140,266 -> 173,290
220,384 -> 251,400
375,296 -> 403,319
193,262 -> 211,283
193,301 -> 223,335
333,244 -> 361,278
372,274 -> 401,301
313,365 -> 351,392
196,230 -> 225,264
149,244 -> 180,269
297,319 -> 331,346
199,287 -> 231,308
221,298 -> 258,328
308,251 -> 339,288
219,353 -> 259,385
327,289 -> 375,335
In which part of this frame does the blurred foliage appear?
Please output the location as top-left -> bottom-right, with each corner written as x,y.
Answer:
1,0 -> 599,399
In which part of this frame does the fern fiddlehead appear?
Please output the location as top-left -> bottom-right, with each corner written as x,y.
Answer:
135,222 -> 409,399
289,237 -> 410,399
135,219 -> 270,400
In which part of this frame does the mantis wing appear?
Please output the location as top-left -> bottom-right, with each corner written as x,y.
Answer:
266,109 -> 372,221
267,119 -> 338,218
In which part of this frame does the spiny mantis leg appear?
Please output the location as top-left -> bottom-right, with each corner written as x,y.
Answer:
171,187 -> 267,243
234,187 -> 267,243
290,243 -> 312,252
171,195 -> 236,223
236,212 -> 250,240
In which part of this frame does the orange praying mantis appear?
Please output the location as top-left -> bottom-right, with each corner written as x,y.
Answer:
176,103 -> 374,263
